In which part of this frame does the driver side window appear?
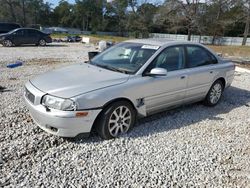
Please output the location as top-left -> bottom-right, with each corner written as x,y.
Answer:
14,30 -> 24,36
146,46 -> 185,73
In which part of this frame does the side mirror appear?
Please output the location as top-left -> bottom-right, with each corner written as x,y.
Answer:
88,51 -> 99,60
148,68 -> 167,76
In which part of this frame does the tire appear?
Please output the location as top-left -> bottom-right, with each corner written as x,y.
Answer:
96,101 -> 136,140
38,39 -> 46,46
204,80 -> 224,106
3,40 -> 13,47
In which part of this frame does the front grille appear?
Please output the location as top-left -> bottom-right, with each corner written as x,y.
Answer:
25,88 -> 35,104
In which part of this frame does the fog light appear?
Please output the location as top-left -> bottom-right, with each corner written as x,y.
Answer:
45,125 -> 58,132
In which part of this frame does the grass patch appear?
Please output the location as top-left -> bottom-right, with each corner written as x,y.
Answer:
49,34 -> 250,58
207,45 -> 250,58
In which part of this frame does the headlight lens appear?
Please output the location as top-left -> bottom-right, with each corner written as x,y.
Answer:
42,95 -> 77,111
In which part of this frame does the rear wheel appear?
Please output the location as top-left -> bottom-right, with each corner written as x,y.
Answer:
38,39 -> 46,46
204,80 -> 224,106
3,40 -> 13,47
96,101 -> 136,139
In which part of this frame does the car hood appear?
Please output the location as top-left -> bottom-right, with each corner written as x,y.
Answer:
30,63 -> 129,98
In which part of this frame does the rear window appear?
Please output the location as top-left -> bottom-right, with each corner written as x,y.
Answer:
186,45 -> 217,68
26,29 -> 40,36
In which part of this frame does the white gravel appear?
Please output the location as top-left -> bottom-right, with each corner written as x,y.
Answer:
0,43 -> 94,67
0,44 -> 250,187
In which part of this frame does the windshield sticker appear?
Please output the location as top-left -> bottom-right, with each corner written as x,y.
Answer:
141,45 -> 160,50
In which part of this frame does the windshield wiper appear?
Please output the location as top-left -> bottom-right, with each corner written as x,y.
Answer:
94,64 -> 130,74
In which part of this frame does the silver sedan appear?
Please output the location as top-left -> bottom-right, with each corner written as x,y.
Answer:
24,39 -> 235,139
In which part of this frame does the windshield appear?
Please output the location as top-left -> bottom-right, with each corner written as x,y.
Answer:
7,28 -> 18,34
90,42 -> 158,74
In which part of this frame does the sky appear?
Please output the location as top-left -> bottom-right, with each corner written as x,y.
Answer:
45,0 -> 75,7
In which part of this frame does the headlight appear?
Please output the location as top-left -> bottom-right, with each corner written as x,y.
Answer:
42,95 -> 77,111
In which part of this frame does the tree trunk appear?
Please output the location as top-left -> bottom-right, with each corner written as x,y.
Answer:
82,17 -> 85,31
187,28 -> 191,41
212,32 -> 216,45
212,0 -> 222,45
86,16 -> 89,31
242,3 -> 250,46
22,0 -> 26,26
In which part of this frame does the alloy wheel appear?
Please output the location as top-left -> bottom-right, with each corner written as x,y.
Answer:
209,83 -> 222,104
3,40 -> 12,47
108,106 -> 132,137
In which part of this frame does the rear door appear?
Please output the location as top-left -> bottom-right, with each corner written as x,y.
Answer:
25,29 -> 39,44
184,45 -> 219,102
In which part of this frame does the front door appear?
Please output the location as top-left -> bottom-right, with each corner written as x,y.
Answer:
12,29 -> 26,45
136,46 -> 188,114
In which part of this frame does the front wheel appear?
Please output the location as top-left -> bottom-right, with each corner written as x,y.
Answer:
96,101 -> 136,139
3,40 -> 13,47
204,80 -> 224,106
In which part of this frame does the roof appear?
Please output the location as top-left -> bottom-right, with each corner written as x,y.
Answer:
12,28 -> 41,32
125,38 -> 197,46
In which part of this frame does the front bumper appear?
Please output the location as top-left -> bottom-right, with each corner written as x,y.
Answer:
24,82 -> 101,137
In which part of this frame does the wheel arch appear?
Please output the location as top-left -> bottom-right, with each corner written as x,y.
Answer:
215,77 -> 226,89
91,97 -> 137,132
206,77 -> 226,97
102,97 -> 137,111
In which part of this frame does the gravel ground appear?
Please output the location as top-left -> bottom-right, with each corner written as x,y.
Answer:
0,44 -> 250,187
0,43 -> 95,67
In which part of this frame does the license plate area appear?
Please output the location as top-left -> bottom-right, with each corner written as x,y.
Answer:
25,88 -> 35,104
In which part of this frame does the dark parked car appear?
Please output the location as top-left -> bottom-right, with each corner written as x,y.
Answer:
0,28 -> 52,47
66,35 -> 82,42
0,22 -> 21,34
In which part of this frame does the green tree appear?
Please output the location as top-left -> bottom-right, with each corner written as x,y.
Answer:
73,0 -> 103,32
52,0 -> 74,27
106,0 -> 128,35
127,3 -> 158,38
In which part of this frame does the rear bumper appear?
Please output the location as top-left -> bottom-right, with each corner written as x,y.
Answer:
45,37 -> 52,43
226,74 -> 234,88
24,97 -> 101,137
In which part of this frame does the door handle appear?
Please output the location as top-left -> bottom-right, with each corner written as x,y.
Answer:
180,75 -> 186,79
